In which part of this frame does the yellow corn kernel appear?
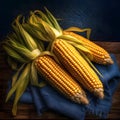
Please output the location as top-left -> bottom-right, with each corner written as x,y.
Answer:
35,55 -> 89,104
52,39 -> 104,99
63,31 -> 113,65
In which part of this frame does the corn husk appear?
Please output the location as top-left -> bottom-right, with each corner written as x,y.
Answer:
3,17 -> 46,115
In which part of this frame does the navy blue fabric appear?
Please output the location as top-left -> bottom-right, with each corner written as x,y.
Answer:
40,86 -> 86,120
0,0 -> 120,41
30,86 -> 47,115
8,54 -> 120,120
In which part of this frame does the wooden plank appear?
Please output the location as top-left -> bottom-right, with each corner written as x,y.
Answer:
94,42 -> 120,53
0,42 -> 120,119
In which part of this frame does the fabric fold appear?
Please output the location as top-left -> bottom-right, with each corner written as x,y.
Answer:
30,86 -> 47,115
39,85 -> 86,120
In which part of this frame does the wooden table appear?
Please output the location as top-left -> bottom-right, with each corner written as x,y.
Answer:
0,42 -> 120,119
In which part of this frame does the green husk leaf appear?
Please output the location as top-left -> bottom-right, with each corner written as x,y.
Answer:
12,64 -> 25,86
3,45 -> 27,63
38,51 -> 53,57
68,41 -> 93,60
7,39 -> 41,61
28,13 -> 40,27
38,20 -> 56,41
14,16 -> 38,50
30,61 -> 46,87
30,61 -> 39,85
18,25 -> 37,50
12,63 -> 30,116
7,32 -> 18,43
7,57 -> 18,70
11,22 -> 25,45
80,51 -> 103,77
5,64 -> 27,103
32,8 -> 62,34
23,23 -> 49,42
28,10 -> 62,40
33,10 -> 53,27
6,41 -> 34,61
29,10 -> 61,38
5,79 -> 17,102
37,81 -> 46,87
58,35 -> 84,45
44,7 -> 62,33
74,44 -> 92,54
29,18 -> 56,41
64,27 -> 91,39
22,23 -> 45,50
34,39 -> 45,51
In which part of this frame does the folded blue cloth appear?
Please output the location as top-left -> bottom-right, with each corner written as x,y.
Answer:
8,54 -> 120,120
30,86 -> 47,115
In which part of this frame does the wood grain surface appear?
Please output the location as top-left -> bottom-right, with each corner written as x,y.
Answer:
0,42 -> 120,119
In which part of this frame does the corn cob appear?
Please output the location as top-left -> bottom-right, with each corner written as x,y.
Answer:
35,55 -> 89,104
63,31 -> 113,65
52,39 -> 104,99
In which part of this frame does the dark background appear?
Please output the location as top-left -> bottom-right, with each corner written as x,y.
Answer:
0,0 -> 120,41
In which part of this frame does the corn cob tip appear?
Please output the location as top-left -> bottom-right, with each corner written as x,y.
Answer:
105,58 -> 114,64
79,96 -> 89,105
72,93 -> 89,105
94,88 -> 104,99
